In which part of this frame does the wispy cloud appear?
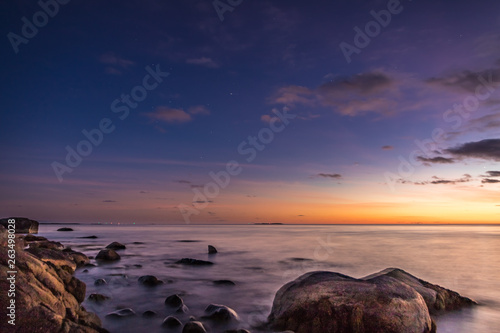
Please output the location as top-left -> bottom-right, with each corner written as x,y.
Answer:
186,57 -> 219,68
382,145 -> 394,150
317,173 -> 342,179
145,106 -> 192,123
188,105 -> 211,115
417,156 -> 455,165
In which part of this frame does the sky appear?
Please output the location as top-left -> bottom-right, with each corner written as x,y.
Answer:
1,0 -> 500,224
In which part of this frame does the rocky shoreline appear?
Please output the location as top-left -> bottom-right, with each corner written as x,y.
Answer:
0,218 -> 478,333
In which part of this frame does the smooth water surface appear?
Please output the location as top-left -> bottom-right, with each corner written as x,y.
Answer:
38,224 -> 500,333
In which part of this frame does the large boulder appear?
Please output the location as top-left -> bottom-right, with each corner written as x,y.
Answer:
267,271 -> 434,333
267,268 -> 476,333
0,226 -> 107,333
95,249 -> 120,261
363,268 -> 477,314
0,217 -> 39,233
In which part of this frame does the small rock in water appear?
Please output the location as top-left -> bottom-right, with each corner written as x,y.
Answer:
142,310 -> 157,317
208,245 -> 218,254
165,294 -> 184,307
96,249 -> 120,261
202,304 -> 240,322
176,304 -> 189,313
94,278 -> 107,286
138,275 -> 164,286
176,258 -> 213,266
213,280 -> 235,286
87,293 -> 110,302
182,321 -> 207,333
106,241 -> 126,250
162,316 -> 182,328
106,308 -> 136,319
57,227 -> 73,231
78,235 -> 98,239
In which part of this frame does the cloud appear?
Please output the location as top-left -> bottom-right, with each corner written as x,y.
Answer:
382,145 -> 394,150
99,53 -> 134,74
175,180 -> 191,184
188,105 -> 211,115
186,57 -> 219,68
269,70 -> 426,117
102,200 -> 117,203
485,171 -> 500,177
446,139 -> 500,161
145,106 -> 192,123
317,173 -> 342,179
417,156 -> 455,164
482,179 -> 500,184
426,66 -> 500,93
399,174 -> 472,185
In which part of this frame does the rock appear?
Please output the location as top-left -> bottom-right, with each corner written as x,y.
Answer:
106,308 -> 136,319
95,249 -> 120,261
0,226 -> 107,333
29,240 -> 65,250
138,275 -> 164,286
0,217 -> 39,233
142,310 -> 157,317
363,268 -> 477,314
78,235 -> 98,238
208,245 -> 218,254
25,247 -> 78,272
177,304 -> 189,313
24,234 -> 47,242
182,321 -> 207,333
203,304 -> 240,322
106,241 -> 126,250
162,316 -> 183,328
94,278 -> 107,286
176,258 -> 214,266
225,330 -> 251,333
266,269 -> 477,333
165,294 -> 184,307
88,293 -> 110,302
213,280 -> 236,286
57,227 -> 74,231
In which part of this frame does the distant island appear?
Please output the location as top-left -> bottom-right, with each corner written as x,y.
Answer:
253,223 -> 284,225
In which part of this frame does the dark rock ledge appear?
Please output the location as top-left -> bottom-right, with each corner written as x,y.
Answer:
0,225 -> 108,333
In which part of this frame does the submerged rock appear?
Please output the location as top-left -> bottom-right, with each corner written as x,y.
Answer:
57,227 -> 74,231
106,241 -> 126,250
142,310 -> 157,317
96,249 -> 120,261
79,235 -> 98,239
88,293 -> 110,302
0,217 -> 39,233
162,316 -> 182,328
208,245 -> 218,254
202,304 -> 240,322
94,278 -> 107,286
267,268 -> 476,333
176,258 -> 213,266
165,294 -> 184,307
138,275 -> 164,286
182,321 -> 207,333
213,280 -> 236,286
106,308 -> 136,319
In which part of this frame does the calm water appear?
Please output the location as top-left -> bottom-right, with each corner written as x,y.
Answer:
37,224 -> 500,333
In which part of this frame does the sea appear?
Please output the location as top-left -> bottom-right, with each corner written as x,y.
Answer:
36,224 -> 500,333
